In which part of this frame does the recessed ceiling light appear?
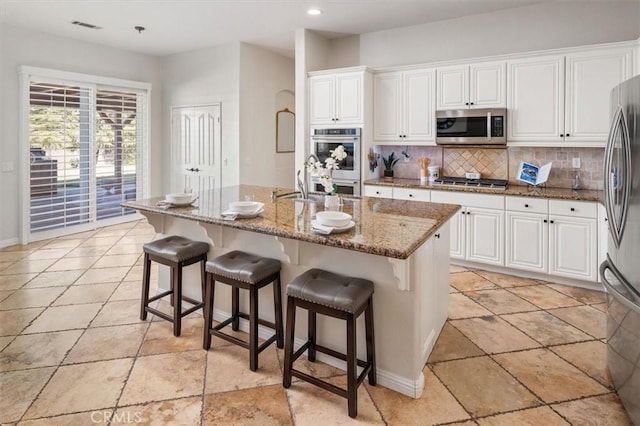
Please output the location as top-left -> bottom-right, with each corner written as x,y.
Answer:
307,8 -> 323,16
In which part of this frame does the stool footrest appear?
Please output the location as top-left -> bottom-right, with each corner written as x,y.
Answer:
144,307 -> 172,322
291,369 -> 347,399
210,322 -> 279,354
236,312 -> 277,330
181,303 -> 204,316
315,344 -> 370,369
148,290 -> 172,303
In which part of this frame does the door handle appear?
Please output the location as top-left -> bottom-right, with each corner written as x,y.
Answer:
186,167 -> 201,172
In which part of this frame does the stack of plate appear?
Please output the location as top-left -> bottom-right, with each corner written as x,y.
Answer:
224,201 -> 264,218
312,211 -> 355,234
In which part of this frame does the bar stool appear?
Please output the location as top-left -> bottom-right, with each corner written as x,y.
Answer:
203,250 -> 283,371
140,235 -> 209,337
283,268 -> 376,418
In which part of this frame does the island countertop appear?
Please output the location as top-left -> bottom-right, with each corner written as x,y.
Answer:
122,185 -> 460,259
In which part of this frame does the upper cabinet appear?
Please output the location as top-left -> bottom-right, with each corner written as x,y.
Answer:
309,71 -> 365,126
373,68 -> 436,144
436,61 -> 506,110
507,47 -> 633,146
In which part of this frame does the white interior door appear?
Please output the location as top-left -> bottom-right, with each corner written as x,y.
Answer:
171,104 -> 221,194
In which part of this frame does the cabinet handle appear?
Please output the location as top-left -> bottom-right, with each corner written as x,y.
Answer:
560,134 -> 564,137
605,218 -> 608,222
186,167 -> 200,172
550,220 -> 555,224
544,219 -> 548,223
465,102 -> 469,106
570,207 -> 575,212
376,191 -> 380,195
470,102 -> 474,105
524,204 -> 529,208
566,133 -> 570,137
409,194 -> 413,197
435,233 -> 441,239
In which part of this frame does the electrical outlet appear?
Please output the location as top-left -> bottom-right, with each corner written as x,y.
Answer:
572,157 -> 581,168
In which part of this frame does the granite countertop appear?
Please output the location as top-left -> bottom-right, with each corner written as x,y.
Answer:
364,178 -> 604,203
122,185 -> 460,260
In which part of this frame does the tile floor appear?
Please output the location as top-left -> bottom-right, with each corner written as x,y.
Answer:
0,220 -> 632,425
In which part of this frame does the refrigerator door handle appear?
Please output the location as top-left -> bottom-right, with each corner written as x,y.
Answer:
600,257 -> 640,310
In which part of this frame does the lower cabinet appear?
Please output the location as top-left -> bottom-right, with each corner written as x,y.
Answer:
549,215 -> 597,282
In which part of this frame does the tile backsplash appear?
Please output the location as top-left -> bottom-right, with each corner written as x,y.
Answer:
375,145 -> 604,190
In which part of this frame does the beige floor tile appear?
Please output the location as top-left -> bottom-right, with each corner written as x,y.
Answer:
43,238 -> 85,249
64,323 -> 148,364
139,317 -> 203,356
450,265 -> 468,273
205,344 -> 282,394
0,307 -> 43,336
18,411 -> 111,425
118,235 -> 155,245
0,330 -> 83,372
78,236 -> 122,247
501,311 -> 592,346
22,270 -> 85,288
94,228 -> 130,238
58,230 -> 97,240
64,245 -> 111,258
46,256 -> 101,272
76,266 -> 131,285
113,397 -> 202,426
450,316 -> 540,354
286,374 -> 384,424
106,244 -> 144,256
1,259 -> 56,275
548,305 -> 607,339
0,335 -> 15,350
546,283 -> 607,305
25,248 -> 72,261
476,406 -> 569,425
507,285 -> 583,309
24,358 -> 133,420
53,283 -> 118,305
0,289 -> 14,302
203,385 -> 291,425
23,303 -> 103,333
0,251 -> 33,263
119,350 -> 206,406
465,288 -> 538,315
493,348 -> 608,403
592,302 -> 608,313
1,241 -> 46,252
449,293 -> 493,319
91,300 -> 144,327
0,261 -> 14,271
432,356 -> 541,418
450,272 -> 498,292
109,280 -> 141,301
275,347 -> 346,381
367,368 -> 470,424
552,394 -> 632,425
0,273 -> 38,290
0,367 -> 56,424
428,323 -> 484,364
550,340 -> 612,387
474,270 -> 541,288
0,287 -> 66,310
93,254 -> 140,269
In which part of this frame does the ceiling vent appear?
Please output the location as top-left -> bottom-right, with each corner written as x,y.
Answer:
71,21 -> 102,30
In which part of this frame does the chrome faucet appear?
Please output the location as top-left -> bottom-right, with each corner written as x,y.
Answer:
298,154 -> 320,199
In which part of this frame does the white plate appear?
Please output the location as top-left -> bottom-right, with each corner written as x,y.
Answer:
228,201 -> 264,215
166,200 -> 196,207
222,207 -> 264,219
311,220 -> 355,234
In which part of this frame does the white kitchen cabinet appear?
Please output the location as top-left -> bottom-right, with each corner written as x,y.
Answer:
364,185 -> 392,198
437,61 -> 506,110
373,68 -> 436,143
505,196 -> 549,274
309,71 -> 364,125
431,191 -> 504,266
549,215 -> 597,282
507,46 -> 633,146
393,187 -> 430,202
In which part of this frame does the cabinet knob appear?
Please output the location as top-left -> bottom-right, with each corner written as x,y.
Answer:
435,233 -> 441,239
470,102 -> 474,105
566,133 -> 570,137
570,207 -> 575,212
409,194 -> 413,197
544,219 -> 548,223
560,134 -> 564,137
605,218 -> 608,222
550,220 -> 555,224
376,191 -> 380,195
524,204 -> 529,208
465,102 -> 469,106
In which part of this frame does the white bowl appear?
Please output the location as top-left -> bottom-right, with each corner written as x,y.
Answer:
316,211 -> 352,228
229,201 -> 262,214
165,193 -> 194,204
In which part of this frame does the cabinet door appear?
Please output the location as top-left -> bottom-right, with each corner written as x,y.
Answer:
507,55 -> 565,143
448,210 -> 465,260
433,222 -> 451,327
373,72 -> 403,140
470,61 -> 506,108
549,216 -> 597,281
404,69 -> 436,142
565,48 -> 633,144
466,207 -> 504,266
436,66 -> 468,110
364,185 -> 392,198
505,211 -> 548,273
309,75 -> 335,125
335,73 -> 363,124
393,187 -> 430,202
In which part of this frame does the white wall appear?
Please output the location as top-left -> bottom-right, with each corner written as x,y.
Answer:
160,43 -> 241,191
357,1 -> 640,67
0,24 -> 162,245
239,43 -> 295,188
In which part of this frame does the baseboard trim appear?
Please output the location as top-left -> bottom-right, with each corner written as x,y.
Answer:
0,238 -> 19,249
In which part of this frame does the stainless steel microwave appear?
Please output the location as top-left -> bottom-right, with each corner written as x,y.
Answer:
436,108 -> 506,146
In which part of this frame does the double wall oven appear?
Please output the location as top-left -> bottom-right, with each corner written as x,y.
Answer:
311,128 -> 361,195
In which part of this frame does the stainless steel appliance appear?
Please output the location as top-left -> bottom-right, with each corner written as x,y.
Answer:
600,74 -> 640,425
436,108 -> 506,146
433,176 -> 508,190
311,128 -> 361,195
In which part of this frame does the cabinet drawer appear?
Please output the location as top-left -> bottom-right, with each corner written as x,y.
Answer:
506,196 -> 549,214
364,185 -> 393,198
431,190 -> 504,209
549,200 -> 597,218
393,187 -> 430,202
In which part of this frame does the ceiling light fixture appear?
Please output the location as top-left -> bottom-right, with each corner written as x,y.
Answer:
307,8 -> 322,16
71,21 -> 102,30
134,26 -> 145,34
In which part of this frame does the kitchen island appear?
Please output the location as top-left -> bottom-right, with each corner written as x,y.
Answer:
122,185 -> 459,398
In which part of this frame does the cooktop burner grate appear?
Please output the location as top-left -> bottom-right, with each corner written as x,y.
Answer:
434,176 -> 509,189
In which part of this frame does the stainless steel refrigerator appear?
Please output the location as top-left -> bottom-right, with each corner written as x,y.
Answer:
601,74 -> 640,425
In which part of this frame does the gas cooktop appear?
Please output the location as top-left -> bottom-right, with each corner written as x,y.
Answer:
433,176 -> 509,189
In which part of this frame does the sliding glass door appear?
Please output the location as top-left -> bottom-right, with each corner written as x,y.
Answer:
22,68 -> 149,241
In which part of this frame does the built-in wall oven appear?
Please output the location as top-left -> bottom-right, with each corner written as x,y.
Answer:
311,128 -> 361,195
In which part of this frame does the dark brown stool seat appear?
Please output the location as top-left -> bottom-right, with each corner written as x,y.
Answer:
140,236 -> 209,336
203,250 -> 283,371
283,269 -> 376,419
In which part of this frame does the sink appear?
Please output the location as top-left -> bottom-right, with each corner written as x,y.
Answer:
277,192 -> 324,202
